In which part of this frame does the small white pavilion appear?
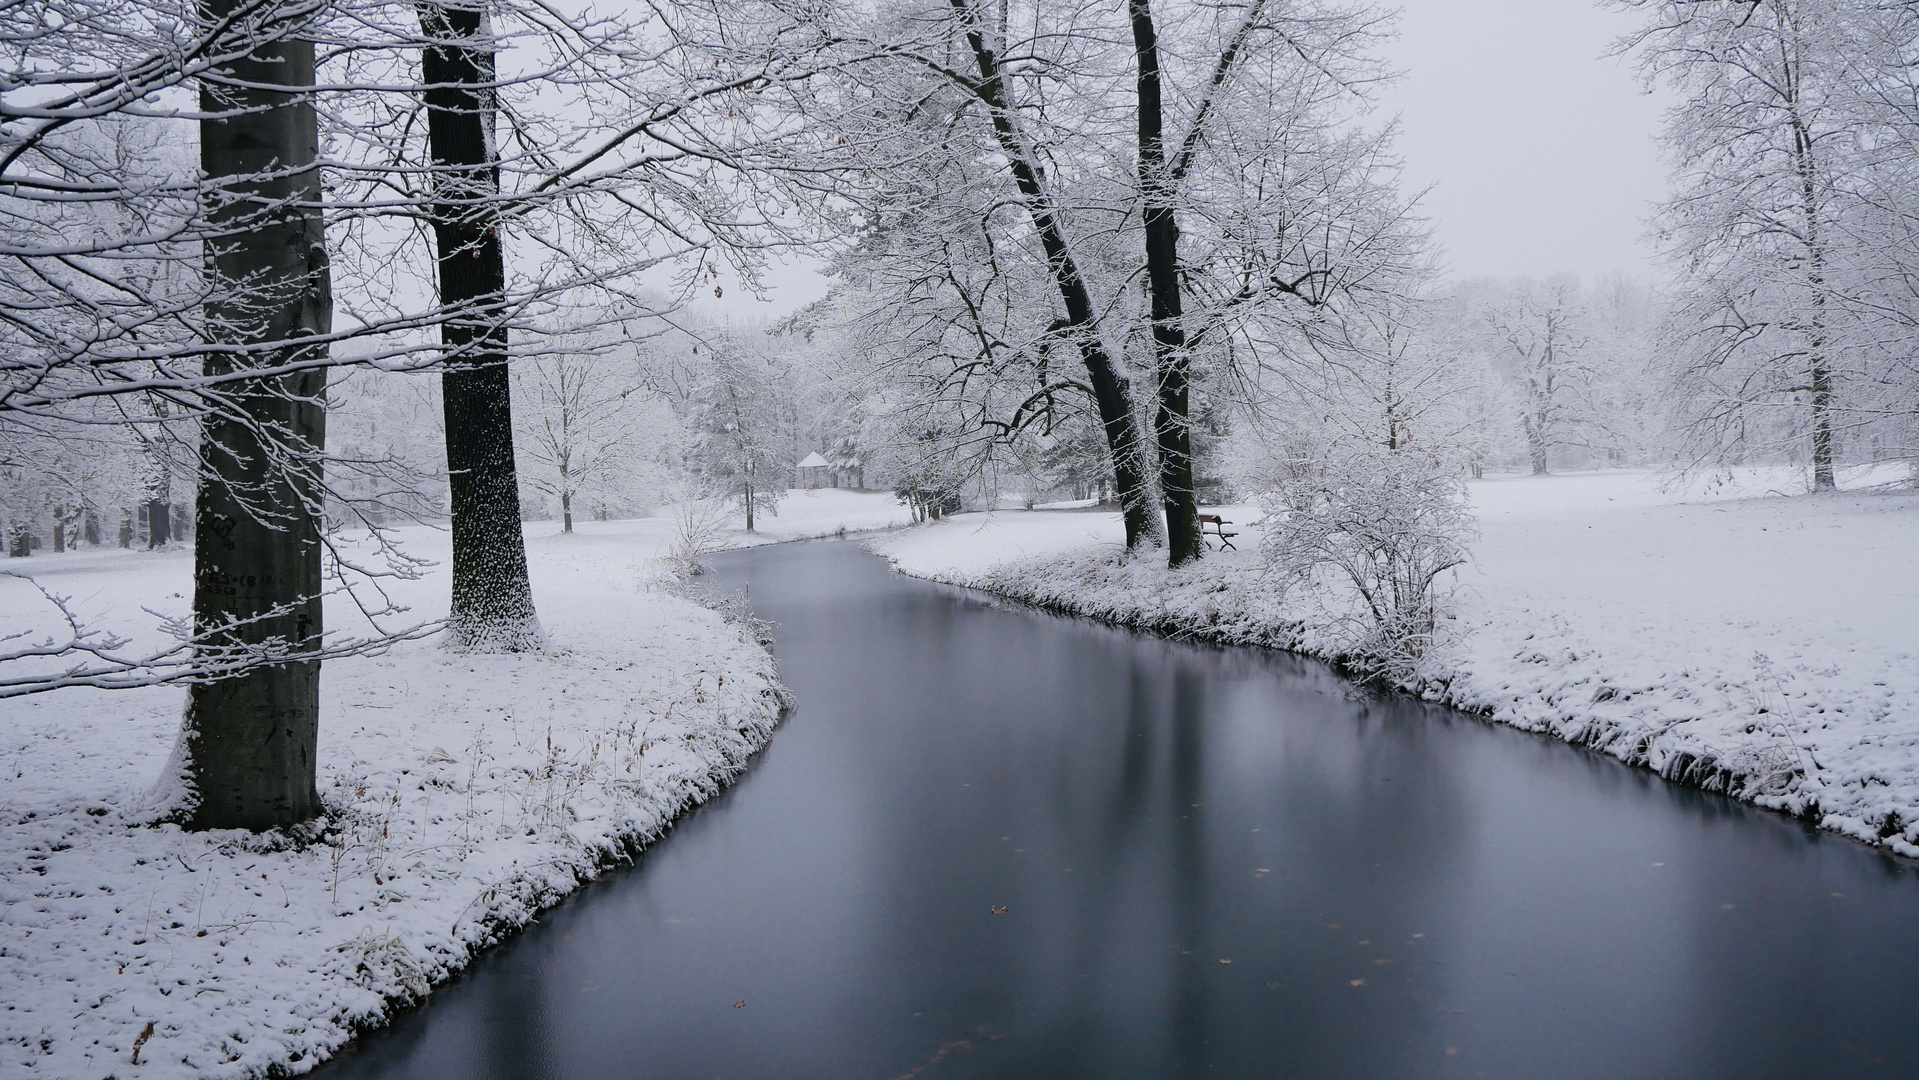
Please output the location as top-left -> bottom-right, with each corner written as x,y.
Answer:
796,451 -> 833,489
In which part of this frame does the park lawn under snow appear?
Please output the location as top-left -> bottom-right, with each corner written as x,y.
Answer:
0,489 -> 904,1079
873,468 -> 1919,856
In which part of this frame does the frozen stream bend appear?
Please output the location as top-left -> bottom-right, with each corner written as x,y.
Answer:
320,540 -> 1919,1079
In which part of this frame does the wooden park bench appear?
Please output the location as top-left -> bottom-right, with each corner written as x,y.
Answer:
1198,514 -> 1237,551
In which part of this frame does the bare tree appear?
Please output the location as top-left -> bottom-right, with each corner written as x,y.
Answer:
647,329 -> 791,532
0,0 -> 852,832
1481,279 -> 1592,476
1613,0 -> 1862,489
514,324 -> 641,533
791,0 -> 1415,560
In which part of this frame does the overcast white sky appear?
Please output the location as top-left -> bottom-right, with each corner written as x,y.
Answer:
714,0 -> 1672,316
1374,0 -> 1671,284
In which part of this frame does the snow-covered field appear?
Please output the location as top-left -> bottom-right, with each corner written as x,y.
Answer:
0,489 -> 905,1079
727,485 -> 918,541
7,474 -> 1915,1077
875,468 -> 1919,857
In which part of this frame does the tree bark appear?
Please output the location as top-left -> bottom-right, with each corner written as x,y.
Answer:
1129,0 -> 1202,566
178,0 -> 329,831
421,2 -> 542,649
145,496 -> 171,548
1792,113 -> 1837,492
952,0 -> 1156,549
1524,414 -> 1550,476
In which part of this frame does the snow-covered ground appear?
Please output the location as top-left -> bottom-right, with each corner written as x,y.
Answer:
0,489 -> 905,1079
737,486 -> 918,540
874,468 -> 1919,856
512,486 -> 914,556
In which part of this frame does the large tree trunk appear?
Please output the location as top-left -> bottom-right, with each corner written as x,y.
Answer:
1129,0 -> 1202,566
953,0 -> 1156,550
421,2 -> 542,650
177,1 -> 330,831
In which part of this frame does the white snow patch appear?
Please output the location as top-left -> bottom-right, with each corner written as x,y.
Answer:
518,487 -> 913,551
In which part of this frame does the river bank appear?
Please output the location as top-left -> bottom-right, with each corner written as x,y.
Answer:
317,539 -> 1919,1080
874,468 -> 1919,858
0,493 -> 911,1079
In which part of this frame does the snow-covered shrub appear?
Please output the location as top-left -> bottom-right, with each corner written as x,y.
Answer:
1234,428 -> 1330,515
1259,448 -> 1475,678
894,482 -> 962,523
663,483 -> 733,575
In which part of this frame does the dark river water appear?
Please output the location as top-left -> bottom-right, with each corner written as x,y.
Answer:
321,540 -> 1919,1079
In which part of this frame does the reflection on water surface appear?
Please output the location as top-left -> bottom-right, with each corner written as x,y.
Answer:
322,541 -> 1919,1080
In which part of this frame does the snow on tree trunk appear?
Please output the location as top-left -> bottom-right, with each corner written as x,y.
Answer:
1793,112 -> 1838,492
1129,0 -> 1201,567
174,2 -> 330,832
421,3 -> 543,651
952,0 -> 1156,550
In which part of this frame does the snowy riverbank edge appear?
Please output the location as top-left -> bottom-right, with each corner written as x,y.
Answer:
2,577 -> 788,1080
871,492 -> 1919,863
